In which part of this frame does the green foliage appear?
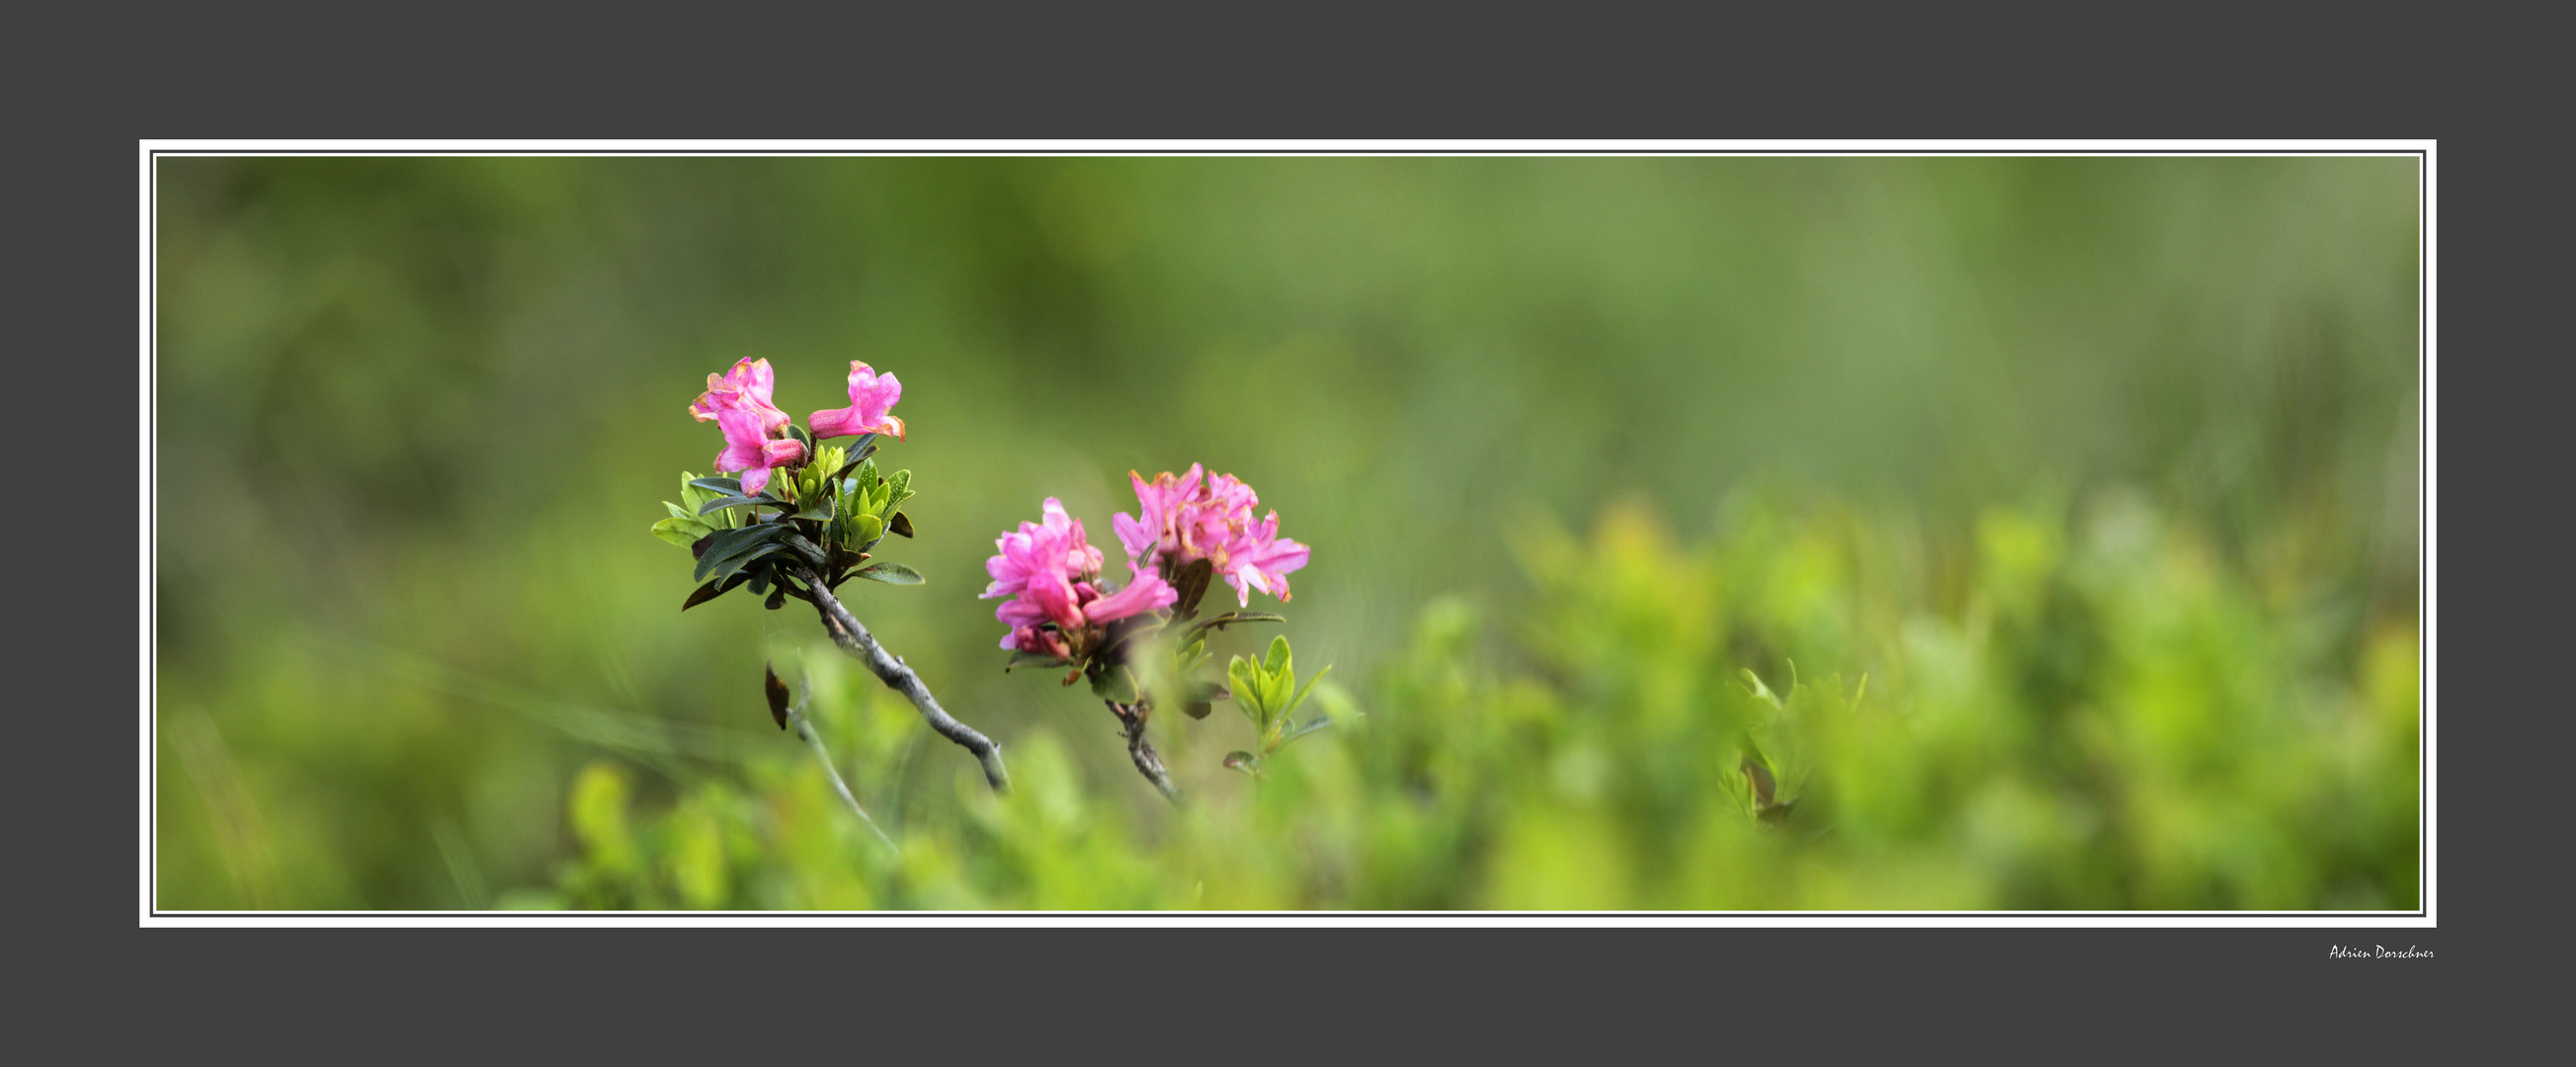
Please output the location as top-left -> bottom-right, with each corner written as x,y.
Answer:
1221,636 -> 1338,778
651,451 -> 925,610
150,157 -> 2419,910
529,495 -> 2419,910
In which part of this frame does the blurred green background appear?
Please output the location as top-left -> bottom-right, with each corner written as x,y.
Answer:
153,156 -> 2420,910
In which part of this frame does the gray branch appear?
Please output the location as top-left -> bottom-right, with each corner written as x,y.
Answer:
788,693 -> 898,854
1110,700 -> 1184,806
785,561 -> 1011,793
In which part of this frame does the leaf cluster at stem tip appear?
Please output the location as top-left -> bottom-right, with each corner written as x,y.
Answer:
1221,635 -> 1338,778
648,433 -> 926,612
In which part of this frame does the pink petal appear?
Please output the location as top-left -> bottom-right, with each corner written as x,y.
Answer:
1112,512 -> 1158,564
808,407 -> 860,440
1084,566 -> 1179,623
1024,571 -> 1086,630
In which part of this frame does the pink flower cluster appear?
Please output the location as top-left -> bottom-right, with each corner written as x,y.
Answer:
984,499 -> 1178,658
689,358 -> 804,497
1113,464 -> 1310,607
689,358 -> 908,497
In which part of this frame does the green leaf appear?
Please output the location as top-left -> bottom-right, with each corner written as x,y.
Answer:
1087,664 -> 1137,703
693,524 -> 787,582
1005,649 -> 1067,671
1261,636 -> 1294,711
1282,663 -> 1332,720
1226,656 -> 1266,729
681,579 -> 729,611
1180,678 -> 1228,720
1276,713 -> 1336,747
706,541 -> 787,582
1222,752 -> 1260,775
792,496 -> 836,523
851,561 -> 924,585
829,436 -> 877,477
652,516 -> 713,547
688,476 -> 743,497
1183,612 -> 1287,639
852,514 -> 885,545
698,494 -> 786,516
776,533 -> 830,569
1170,557 -> 1214,618
1740,668 -> 1782,708
887,511 -> 914,538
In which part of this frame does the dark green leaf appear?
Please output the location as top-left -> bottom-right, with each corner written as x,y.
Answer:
1170,557 -> 1214,618
1087,664 -> 1138,703
1183,612 -> 1287,639
682,579 -> 730,611
765,583 -> 788,611
851,561 -> 923,585
692,525 -> 787,581
1005,649 -> 1067,671
763,662 -> 791,730
777,533 -> 830,569
688,476 -> 743,496
1278,713 -> 1335,745
706,541 -> 788,582
785,424 -> 813,451
887,511 -> 914,537
699,494 -> 789,516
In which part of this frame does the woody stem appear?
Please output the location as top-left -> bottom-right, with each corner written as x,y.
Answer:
784,561 -> 1011,793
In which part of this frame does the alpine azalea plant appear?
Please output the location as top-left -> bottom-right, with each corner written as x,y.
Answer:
655,357 -> 1330,827
990,466 -> 1329,802
655,358 -> 1009,808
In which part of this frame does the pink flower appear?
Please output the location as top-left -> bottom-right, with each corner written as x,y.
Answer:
985,500 -> 1177,658
809,362 -> 906,441
689,358 -> 790,437
713,405 -> 806,498
1113,463 -> 1202,563
983,498 -> 1106,602
1217,512 -> 1310,607
1113,465 -> 1309,607
689,358 -> 804,496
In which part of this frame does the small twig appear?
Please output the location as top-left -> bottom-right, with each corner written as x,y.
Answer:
787,693 -> 899,855
783,560 -> 1011,793
1109,699 -> 1184,807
